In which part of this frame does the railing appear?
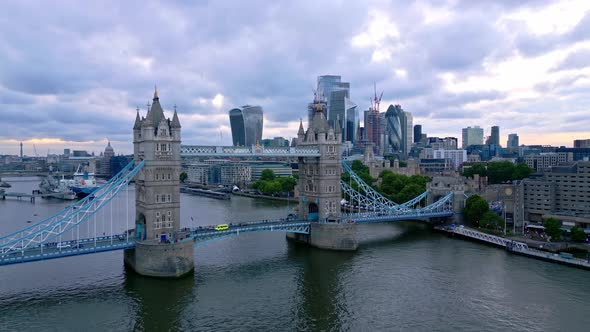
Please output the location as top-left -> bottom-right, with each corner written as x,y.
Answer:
180,145 -> 321,157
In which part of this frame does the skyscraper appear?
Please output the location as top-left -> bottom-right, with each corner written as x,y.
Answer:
229,105 -> 263,146
345,99 -> 359,143
329,88 -> 349,139
462,126 -> 484,148
364,108 -> 380,151
413,125 -> 422,143
507,133 -> 519,148
384,105 -> 403,156
384,104 -> 413,158
490,125 -> 500,146
317,75 -> 352,142
402,112 -> 413,156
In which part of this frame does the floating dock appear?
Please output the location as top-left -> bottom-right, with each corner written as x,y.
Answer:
435,225 -> 590,270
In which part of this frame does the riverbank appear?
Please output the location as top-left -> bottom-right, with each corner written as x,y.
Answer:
232,191 -> 297,202
434,225 -> 590,270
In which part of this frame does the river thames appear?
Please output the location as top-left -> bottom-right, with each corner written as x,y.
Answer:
1,178 -> 589,331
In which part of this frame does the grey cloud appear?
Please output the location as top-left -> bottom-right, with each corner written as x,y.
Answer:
552,48 -> 590,71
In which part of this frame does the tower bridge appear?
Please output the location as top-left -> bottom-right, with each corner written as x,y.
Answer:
0,89 -> 457,277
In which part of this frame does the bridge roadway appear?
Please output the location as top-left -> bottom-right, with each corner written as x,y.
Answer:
0,219 -> 311,266
0,211 -> 454,266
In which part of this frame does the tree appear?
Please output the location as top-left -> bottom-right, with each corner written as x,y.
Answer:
463,162 -> 533,184
278,177 -> 297,192
543,218 -> 562,241
260,169 -> 275,181
179,172 -> 188,183
570,226 -> 586,242
480,211 -> 504,230
463,194 -> 489,225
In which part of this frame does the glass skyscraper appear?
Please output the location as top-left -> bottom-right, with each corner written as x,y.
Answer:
229,105 -> 263,146
385,105 -> 403,155
317,75 -> 354,143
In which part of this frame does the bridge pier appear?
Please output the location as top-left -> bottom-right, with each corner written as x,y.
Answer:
288,223 -> 358,251
124,241 -> 194,278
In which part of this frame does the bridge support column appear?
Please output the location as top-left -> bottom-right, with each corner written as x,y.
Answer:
124,241 -> 194,278
288,223 -> 358,251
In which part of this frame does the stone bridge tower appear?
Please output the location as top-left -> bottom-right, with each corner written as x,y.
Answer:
289,99 -> 357,250
297,107 -> 342,222
124,87 -> 194,278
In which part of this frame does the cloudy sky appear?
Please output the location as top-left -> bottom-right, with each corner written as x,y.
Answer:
1,0 -> 590,156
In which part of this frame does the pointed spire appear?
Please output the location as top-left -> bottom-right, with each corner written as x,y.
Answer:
134,106 -> 141,129
334,116 -> 342,135
171,104 -> 181,128
153,85 -> 159,100
297,118 -> 305,135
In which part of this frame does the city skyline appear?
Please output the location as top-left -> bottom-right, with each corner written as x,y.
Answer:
1,1 -> 590,155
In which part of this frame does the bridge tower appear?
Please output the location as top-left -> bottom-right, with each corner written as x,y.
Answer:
124,87 -> 194,278
289,100 -> 358,250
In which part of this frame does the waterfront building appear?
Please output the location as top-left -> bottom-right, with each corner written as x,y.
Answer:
507,133 -> 519,149
245,161 -> 293,181
462,126 -> 484,148
517,161 -> 590,229
574,139 -> 590,148
220,163 -> 251,187
261,137 -> 289,148
524,152 -> 573,172
229,105 -> 263,146
185,163 -> 210,185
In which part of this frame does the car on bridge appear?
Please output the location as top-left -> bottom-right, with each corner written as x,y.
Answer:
215,224 -> 229,231
57,242 -> 71,249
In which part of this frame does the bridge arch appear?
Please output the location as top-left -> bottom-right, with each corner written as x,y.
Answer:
136,213 -> 146,241
308,203 -> 319,221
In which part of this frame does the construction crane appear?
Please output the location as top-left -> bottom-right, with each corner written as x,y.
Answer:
370,82 -> 383,112
33,144 -> 39,157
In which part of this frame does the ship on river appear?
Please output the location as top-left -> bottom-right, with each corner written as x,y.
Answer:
60,165 -> 99,198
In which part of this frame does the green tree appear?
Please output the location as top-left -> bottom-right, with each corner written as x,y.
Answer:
278,177 -> 297,192
463,194 -> 489,225
543,218 -> 562,241
463,163 -> 487,178
570,226 -> 586,242
480,211 -> 504,230
179,172 -> 188,183
260,169 -> 276,181
513,163 -> 533,180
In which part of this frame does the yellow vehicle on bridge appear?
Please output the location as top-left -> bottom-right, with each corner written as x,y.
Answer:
215,224 -> 229,231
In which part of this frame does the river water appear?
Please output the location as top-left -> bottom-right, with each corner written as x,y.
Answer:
0,177 -> 589,331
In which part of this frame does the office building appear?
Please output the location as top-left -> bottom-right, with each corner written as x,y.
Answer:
574,139 -> 590,148
364,108 -> 380,152
403,112 -> 413,156
384,105 -> 403,156
345,100 -> 359,143
524,152 -> 574,172
383,104 -> 412,158
462,126 -> 484,148
507,133 -> 519,149
420,148 -> 467,170
229,105 -> 264,146
518,161 -> 590,229
490,126 -> 500,146
413,125 -> 422,143
220,163 -> 251,187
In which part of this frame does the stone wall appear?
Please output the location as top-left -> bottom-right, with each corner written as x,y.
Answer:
124,240 -> 194,278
